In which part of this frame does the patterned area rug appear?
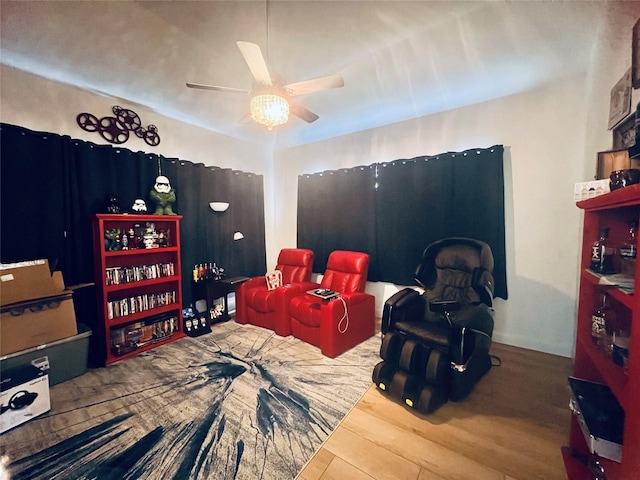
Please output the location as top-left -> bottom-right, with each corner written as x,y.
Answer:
1,321 -> 380,480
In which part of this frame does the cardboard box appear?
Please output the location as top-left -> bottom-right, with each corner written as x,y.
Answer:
596,149 -> 640,180
0,365 -> 50,434
0,294 -> 78,356
0,259 -> 66,306
0,259 -> 77,356
574,179 -> 610,202
0,324 -> 91,385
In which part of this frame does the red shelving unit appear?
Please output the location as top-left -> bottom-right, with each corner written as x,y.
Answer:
92,214 -> 185,365
563,185 -> 640,478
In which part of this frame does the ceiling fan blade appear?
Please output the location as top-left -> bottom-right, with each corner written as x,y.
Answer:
290,103 -> 319,123
236,41 -> 272,86
284,74 -> 344,97
186,82 -> 250,94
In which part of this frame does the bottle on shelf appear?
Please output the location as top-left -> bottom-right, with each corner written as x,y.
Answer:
591,292 -> 616,356
612,329 -> 630,368
590,228 -> 616,273
619,221 -> 637,260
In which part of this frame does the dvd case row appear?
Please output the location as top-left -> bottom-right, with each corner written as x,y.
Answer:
107,290 -> 176,319
110,313 -> 178,356
105,262 -> 175,286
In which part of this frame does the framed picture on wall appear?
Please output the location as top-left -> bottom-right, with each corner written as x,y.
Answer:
633,18 -> 640,88
609,68 -> 632,129
612,113 -> 636,149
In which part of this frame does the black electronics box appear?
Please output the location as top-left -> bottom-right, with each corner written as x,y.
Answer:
568,376 -> 624,462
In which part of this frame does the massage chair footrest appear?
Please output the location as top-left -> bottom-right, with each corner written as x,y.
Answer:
380,332 -> 451,387
372,361 -> 448,414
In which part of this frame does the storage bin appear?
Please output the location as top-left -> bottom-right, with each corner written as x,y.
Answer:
0,323 -> 91,386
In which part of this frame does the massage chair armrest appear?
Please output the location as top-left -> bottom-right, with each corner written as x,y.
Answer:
381,288 -> 425,335
448,305 -> 494,367
450,303 -> 494,338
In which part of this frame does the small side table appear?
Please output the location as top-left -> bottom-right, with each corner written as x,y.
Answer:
192,276 -> 250,323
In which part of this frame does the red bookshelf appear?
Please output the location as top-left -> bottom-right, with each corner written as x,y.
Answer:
92,214 -> 185,365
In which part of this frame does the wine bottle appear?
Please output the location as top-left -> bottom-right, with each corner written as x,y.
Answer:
619,221 -> 637,260
590,228 -> 615,273
591,293 -> 616,356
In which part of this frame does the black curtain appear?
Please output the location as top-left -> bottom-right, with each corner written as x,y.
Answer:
298,165 -> 377,277
1,123 -> 267,316
297,145 -> 507,299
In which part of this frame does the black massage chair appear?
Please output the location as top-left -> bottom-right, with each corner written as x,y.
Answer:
372,237 -> 495,414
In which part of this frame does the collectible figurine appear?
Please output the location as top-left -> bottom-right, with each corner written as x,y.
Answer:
157,230 -> 168,247
150,175 -> 176,215
143,235 -> 155,249
131,198 -> 148,213
143,222 -> 157,248
120,230 -> 129,250
105,194 -> 121,214
104,228 -> 121,251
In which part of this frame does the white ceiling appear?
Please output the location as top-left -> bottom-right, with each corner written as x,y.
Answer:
0,1 -> 632,149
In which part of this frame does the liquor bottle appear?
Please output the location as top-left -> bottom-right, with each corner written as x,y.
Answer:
619,221 -> 637,260
591,293 -> 616,353
590,228 -> 615,273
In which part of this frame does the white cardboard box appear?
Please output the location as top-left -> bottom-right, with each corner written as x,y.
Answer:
574,179 -> 610,202
0,365 -> 50,434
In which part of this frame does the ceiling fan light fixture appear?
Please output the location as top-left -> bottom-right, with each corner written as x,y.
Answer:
250,93 -> 289,130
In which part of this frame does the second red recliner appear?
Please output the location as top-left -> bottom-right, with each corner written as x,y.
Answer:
279,250 -> 376,358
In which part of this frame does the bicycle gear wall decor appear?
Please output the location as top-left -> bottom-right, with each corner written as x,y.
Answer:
76,106 -> 160,146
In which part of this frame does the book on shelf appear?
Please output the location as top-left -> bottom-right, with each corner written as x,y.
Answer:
107,290 -> 176,319
105,262 -> 175,285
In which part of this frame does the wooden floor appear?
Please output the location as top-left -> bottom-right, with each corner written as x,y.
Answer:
297,342 -> 574,480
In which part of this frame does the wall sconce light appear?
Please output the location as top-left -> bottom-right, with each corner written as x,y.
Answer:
233,231 -> 245,241
209,202 -> 229,212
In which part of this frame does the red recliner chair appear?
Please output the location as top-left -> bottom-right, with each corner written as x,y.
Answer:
279,250 -> 376,358
236,248 -> 314,336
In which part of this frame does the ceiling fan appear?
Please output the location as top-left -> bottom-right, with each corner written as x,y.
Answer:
186,41 -> 344,128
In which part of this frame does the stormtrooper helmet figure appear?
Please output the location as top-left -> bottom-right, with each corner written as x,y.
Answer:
150,174 -> 177,215
131,198 -> 147,213
154,176 -> 171,193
